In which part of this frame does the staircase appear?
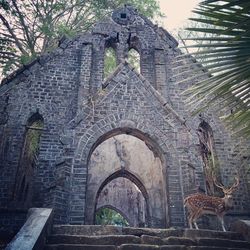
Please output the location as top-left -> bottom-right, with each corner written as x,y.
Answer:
44,225 -> 250,250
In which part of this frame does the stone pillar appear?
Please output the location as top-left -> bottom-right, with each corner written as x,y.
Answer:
155,48 -> 167,92
78,43 -> 93,108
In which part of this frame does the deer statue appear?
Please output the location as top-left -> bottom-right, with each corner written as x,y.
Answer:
184,176 -> 239,231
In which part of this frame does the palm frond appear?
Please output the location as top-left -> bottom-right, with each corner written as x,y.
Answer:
179,0 -> 250,137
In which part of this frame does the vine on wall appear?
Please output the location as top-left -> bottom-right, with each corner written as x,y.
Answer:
198,121 -> 220,195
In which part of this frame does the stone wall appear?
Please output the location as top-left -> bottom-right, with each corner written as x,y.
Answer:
0,209 -> 27,236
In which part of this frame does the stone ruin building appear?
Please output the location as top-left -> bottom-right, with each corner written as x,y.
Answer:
0,5 -> 250,234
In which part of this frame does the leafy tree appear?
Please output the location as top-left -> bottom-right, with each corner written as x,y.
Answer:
0,0 -> 162,77
182,0 -> 250,138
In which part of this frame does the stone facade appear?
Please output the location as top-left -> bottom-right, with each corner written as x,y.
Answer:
0,5 -> 250,231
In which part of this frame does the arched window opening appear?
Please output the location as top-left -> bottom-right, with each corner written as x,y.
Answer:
95,207 -> 129,226
104,47 -> 117,80
127,48 -> 140,73
198,121 -> 220,195
14,112 -> 44,204
24,113 -> 44,163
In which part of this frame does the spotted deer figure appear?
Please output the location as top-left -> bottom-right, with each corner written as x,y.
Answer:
184,176 -> 239,231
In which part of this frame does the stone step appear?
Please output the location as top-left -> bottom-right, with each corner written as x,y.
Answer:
52,225 -> 122,236
44,244 -> 116,250
183,229 -> 244,241
196,238 -> 250,249
118,246 -> 250,250
162,236 -> 195,246
140,235 -> 196,246
48,234 -> 196,247
46,226 -> 249,250
46,234 -> 250,249
119,245 -> 250,250
119,245 -> 186,250
47,234 -> 141,245
188,247 -> 250,250
52,225 -> 244,240
162,236 -> 250,248
141,235 -> 165,245
119,246 -> 250,250
44,245 -> 195,250
44,242 -> 250,250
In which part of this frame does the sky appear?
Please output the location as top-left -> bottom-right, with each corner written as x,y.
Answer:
158,0 -> 200,32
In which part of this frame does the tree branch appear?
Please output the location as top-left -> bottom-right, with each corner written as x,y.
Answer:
0,51 -> 18,56
11,0 -> 35,54
52,2 -> 87,23
0,13 -> 26,54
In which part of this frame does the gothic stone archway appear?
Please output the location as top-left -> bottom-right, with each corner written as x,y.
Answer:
95,171 -> 148,227
84,128 -> 169,228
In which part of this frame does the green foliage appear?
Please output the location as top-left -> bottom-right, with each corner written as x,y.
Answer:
104,47 -> 117,79
56,23 -> 77,39
24,120 -> 43,160
104,48 -> 141,79
95,207 -> 129,226
0,0 -> 162,78
0,0 -> 10,10
182,0 -> 250,138
20,53 -> 37,65
127,48 -> 140,72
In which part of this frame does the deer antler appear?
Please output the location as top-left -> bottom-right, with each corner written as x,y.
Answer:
212,174 -> 225,191
227,176 -> 240,193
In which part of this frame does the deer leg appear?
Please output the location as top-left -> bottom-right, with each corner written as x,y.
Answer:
190,214 -> 199,229
192,208 -> 202,230
186,208 -> 194,229
218,216 -> 226,232
193,220 -> 199,230
190,210 -> 198,229
188,215 -> 193,229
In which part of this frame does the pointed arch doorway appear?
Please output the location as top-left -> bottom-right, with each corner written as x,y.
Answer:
95,171 -> 149,227
85,128 -> 169,228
